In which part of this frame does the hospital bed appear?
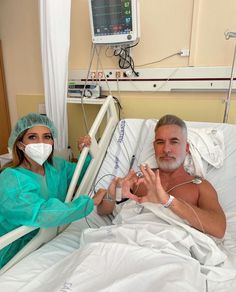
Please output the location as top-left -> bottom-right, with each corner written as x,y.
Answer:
0,96 -> 236,291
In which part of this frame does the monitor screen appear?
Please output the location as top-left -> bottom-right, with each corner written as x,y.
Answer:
88,0 -> 139,44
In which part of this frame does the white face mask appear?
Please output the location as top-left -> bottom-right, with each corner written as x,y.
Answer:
23,143 -> 52,165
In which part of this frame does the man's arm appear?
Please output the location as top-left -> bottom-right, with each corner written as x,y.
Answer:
123,165 -> 226,239
167,180 -> 226,238
95,178 -> 118,216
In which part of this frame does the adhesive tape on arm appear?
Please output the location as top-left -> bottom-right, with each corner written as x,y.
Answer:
116,187 -> 122,201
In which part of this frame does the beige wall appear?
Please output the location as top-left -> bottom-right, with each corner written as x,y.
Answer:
0,0 -> 43,125
0,0 -> 236,155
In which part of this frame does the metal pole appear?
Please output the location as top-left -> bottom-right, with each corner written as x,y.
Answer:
223,32 -> 236,123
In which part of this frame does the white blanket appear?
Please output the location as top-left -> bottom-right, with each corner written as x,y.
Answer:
15,201 -> 236,292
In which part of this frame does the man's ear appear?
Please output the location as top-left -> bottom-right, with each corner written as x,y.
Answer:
186,142 -> 190,153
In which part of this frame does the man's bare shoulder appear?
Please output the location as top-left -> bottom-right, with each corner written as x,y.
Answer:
198,178 -> 217,193
197,178 -> 220,207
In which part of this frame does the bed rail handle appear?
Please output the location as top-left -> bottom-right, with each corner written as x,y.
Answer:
0,226 -> 37,250
65,95 -> 118,202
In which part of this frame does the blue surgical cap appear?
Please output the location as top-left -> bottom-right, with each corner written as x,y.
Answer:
8,113 -> 58,149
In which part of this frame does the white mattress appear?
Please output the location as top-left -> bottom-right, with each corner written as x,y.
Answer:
1,119 -> 236,291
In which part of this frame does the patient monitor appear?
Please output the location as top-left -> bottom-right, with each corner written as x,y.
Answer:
88,0 -> 140,45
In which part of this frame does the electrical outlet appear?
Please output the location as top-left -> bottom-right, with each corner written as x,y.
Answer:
115,71 -> 122,79
180,49 -> 190,57
90,71 -> 96,79
123,70 -> 133,77
97,71 -> 103,79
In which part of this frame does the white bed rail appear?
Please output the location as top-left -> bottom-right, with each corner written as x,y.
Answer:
0,95 -> 118,274
0,227 -> 58,275
66,95 -> 118,201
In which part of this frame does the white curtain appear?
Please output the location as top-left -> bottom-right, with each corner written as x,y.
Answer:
39,0 -> 71,151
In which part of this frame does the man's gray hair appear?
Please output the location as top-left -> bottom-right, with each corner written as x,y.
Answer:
155,114 -> 187,137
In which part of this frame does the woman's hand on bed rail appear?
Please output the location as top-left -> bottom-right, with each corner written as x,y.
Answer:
77,135 -> 91,152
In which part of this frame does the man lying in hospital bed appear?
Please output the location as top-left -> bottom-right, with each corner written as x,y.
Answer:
70,114 -> 231,292
96,114 -> 226,238
0,109 -> 236,291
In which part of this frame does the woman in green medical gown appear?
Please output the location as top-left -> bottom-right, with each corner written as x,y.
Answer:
0,113 -> 101,268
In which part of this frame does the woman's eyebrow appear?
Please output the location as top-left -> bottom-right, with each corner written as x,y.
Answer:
25,132 -> 51,136
25,132 -> 38,136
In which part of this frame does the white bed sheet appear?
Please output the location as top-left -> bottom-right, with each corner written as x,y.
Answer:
0,118 -> 236,291
1,204 -> 236,292
0,213 -> 111,291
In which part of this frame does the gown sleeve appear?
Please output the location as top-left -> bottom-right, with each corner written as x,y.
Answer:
0,167 -> 94,228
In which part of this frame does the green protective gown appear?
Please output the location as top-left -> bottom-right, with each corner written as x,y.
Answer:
0,155 -> 94,268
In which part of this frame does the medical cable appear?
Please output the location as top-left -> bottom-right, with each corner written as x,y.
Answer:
167,177 -> 202,193
80,43 -> 96,133
83,173 -> 115,229
136,51 -> 181,67
105,46 -> 115,58
111,96 -> 123,120
94,46 -> 112,96
113,42 -> 139,76
99,94 -> 123,120
165,178 -> 205,234
178,198 -> 206,235
119,168 -> 206,235
153,67 -> 179,92
95,46 -> 102,86
105,40 -> 139,58
131,174 -> 203,207
90,173 -> 116,195
112,119 -> 154,190
115,76 -> 122,118
90,119 -> 150,204
94,47 -> 124,121
140,178 -> 205,235
83,173 -> 116,228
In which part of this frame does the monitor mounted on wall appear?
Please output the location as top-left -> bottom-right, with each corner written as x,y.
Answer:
88,0 -> 140,45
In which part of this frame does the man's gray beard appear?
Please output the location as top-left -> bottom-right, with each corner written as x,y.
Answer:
157,156 -> 185,172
